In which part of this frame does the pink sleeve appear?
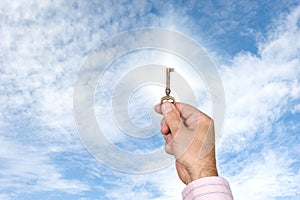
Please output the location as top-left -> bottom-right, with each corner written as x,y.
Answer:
182,176 -> 233,200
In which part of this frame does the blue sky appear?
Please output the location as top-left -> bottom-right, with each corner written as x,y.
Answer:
0,0 -> 300,199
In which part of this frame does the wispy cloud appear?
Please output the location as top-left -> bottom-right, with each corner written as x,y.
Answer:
230,149 -> 300,199
217,6 -> 300,200
0,136 -> 90,198
1,0 -> 300,199
219,6 -> 300,150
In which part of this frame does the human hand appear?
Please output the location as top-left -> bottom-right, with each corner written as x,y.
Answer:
155,102 -> 218,185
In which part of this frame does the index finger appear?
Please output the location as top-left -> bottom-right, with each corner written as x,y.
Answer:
154,103 -> 163,114
176,102 -> 212,128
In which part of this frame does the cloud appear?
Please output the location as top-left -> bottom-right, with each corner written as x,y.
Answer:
0,136 -> 90,198
0,0 -> 175,198
85,162 -> 185,200
229,149 -> 300,199
216,6 -> 300,200
219,6 -> 300,151
163,0 -> 300,56
1,0 -> 300,199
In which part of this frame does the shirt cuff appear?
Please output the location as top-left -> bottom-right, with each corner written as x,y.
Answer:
182,176 -> 233,200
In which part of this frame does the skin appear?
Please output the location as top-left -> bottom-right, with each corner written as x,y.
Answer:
155,102 -> 218,185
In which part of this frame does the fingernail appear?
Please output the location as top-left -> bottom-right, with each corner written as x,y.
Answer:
162,102 -> 173,114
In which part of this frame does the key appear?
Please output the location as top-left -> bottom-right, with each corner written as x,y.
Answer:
161,68 -> 176,104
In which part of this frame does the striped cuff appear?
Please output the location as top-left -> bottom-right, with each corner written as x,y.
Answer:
182,176 -> 233,200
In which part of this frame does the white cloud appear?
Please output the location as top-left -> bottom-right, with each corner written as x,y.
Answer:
0,136 -> 90,198
0,194 -> 10,200
219,6 -> 300,150
1,1 -> 300,199
292,103 -> 300,113
0,1 -> 174,199
230,149 -> 300,199
216,6 -> 300,200
87,163 -> 185,200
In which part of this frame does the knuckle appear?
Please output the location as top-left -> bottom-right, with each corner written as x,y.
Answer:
202,115 -> 214,127
164,144 -> 173,155
165,111 -> 181,129
171,121 -> 181,132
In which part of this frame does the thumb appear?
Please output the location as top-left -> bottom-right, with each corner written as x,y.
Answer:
161,102 -> 182,135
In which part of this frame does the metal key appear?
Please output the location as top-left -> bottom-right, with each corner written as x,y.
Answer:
161,68 -> 176,104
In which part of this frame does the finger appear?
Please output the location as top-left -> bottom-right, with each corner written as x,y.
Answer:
163,134 -> 167,142
163,134 -> 173,155
175,102 -> 211,128
175,102 -> 200,119
154,103 -> 162,114
161,119 -> 170,135
164,141 -> 173,155
164,134 -> 172,144
160,118 -> 164,127
161,102 -> 182,136
157,105 -> 170,134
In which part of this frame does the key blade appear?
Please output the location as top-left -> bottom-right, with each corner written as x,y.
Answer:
166,68 -> 174,89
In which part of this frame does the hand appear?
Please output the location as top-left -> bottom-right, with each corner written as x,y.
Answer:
155,102 -> 218,185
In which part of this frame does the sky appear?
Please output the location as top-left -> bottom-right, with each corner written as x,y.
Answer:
0,0 -> 300,200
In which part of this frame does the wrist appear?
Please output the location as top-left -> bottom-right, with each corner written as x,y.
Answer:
188,155 -> 218,184
189,166 -> 218,184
